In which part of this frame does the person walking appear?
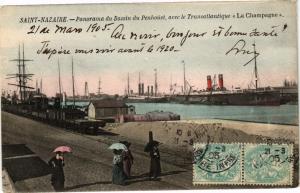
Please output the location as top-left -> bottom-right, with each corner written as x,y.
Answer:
112,149 -> 126,185
48,152 -> 65,191
120,141 -> 134,179
145,141 -> 161,180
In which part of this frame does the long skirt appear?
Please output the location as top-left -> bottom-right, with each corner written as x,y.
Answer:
149,157 -> 161,178
52,180 -> 64,192
112,164 -> 126,185
123,159 -> 132,178
51,169 -> 65,191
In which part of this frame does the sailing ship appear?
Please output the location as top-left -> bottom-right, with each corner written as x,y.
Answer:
6,44 -> 35,103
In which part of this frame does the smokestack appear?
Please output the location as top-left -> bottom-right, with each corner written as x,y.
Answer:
138,83 -> 141,95
207,75 -> 212,91
147,85 -> 150,96
151,85 -> 154,96
141,83 -> 144,95
218,74 -> 224,90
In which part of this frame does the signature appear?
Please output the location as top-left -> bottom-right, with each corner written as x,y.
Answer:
225,39 -> 260,66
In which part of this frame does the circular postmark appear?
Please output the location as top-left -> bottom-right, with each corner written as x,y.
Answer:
193,143 -> 241,182
244,144 -> 291,184
195,144 -> 238,173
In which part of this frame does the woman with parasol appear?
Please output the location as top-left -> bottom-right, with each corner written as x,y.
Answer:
109,143 -> 127,185
48,146 -> 71,191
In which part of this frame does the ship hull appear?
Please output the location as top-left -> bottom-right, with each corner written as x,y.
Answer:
169,90 -> 281,106
124,96 -> 168,103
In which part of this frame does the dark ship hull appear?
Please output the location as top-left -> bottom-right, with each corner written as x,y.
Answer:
124,96 -> 168,103
169,90 -> 281,106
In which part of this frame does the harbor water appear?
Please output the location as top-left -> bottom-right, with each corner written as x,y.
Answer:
128,103 -> 299,125
67,101 -> 298,125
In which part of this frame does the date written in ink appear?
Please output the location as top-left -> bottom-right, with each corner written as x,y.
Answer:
27,23 -> 114,34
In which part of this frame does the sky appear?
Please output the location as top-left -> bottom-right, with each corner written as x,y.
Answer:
0,1 -> 297,97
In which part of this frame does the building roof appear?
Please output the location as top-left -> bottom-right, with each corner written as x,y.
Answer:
89,99 -> 128,108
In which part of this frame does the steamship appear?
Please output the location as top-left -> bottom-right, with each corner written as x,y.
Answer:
169,86 -> 281,106
168,43 -> 281,106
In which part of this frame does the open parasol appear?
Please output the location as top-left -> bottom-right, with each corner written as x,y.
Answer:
53,146 -> 72,153
108,143 -> 127,150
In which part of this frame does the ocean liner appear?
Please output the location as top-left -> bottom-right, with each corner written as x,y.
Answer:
168,42 -> 281,106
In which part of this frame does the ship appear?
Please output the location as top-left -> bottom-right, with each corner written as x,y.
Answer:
123,69 -> 168,103
124,95 -> 168,103
169,88 -> 281,106
168,43 -> 282,106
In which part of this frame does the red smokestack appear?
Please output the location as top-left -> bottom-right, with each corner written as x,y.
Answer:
218,74 -> 223,89
207,75 -> 212,91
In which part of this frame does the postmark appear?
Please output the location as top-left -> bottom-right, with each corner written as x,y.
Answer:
244,143 -> 293,185
193,143 -> 294,186
193,143 -> 242,185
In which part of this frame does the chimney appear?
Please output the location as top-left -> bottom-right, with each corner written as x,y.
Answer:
207,75 -> 212,91
138,83 -> 141,95
218,74 -> 224,90
151,85 -> 154,96
147,85 -> 150,96
141,83 -> 144,95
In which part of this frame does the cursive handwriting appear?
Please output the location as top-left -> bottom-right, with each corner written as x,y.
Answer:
225,39 -> 260,66
166,27 -> 207,46
36,40 -> 180,59
111,24 -> 126,39
37,41 -> 71,59
213,25 -> 279,37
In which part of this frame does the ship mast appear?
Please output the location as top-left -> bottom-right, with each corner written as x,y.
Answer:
6,43 -> 34,103
154,68 -> 158,96
127,72 -> 130,96
170,73 -> 173,95
71,57 -> 75,108
18,44 -> 22,101
36,79 -> 38,93
244,41 -> 259,90
253,42 -> 258,90
22,44 -> 26,100
58,58 -> 62,107
97,77 -> 101,95
183,60 -> 186,95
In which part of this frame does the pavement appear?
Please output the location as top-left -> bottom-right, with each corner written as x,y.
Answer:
1,111 -> 194,192
2,168 -> 16,193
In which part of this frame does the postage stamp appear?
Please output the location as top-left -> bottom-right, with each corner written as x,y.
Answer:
0,0 -> 298,191
244,143 -> 294,186
193,143 -> 294,186
193,143 -> 243,185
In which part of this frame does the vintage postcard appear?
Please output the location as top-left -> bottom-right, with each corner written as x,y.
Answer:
0,0 -> 298,192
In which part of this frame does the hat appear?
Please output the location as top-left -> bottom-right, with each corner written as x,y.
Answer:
149,140 -> 160,146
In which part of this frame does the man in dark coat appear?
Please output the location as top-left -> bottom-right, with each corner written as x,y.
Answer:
145,141 -> 161,180
48,152 -> 65,191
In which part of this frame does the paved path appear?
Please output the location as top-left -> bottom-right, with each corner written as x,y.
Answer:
1,111 -> 194,192
2,168 -> 16,193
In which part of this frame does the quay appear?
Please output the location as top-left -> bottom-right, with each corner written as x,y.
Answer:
2,111 -> 299,191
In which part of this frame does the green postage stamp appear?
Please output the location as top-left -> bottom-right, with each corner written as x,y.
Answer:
193,143 -> 294,186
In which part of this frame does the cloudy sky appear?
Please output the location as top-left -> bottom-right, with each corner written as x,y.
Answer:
0,1 -> 297,96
